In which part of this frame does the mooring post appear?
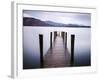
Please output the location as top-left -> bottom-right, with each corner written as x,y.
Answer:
50,32 -> 52,49
71,34 -> 75,66
54,31 -> 57,42
61,32 -> 65,43
65,32 -> 67,49
39,34 -> 44,68
54,31 -> 56,42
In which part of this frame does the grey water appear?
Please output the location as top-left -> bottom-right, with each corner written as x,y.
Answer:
23,27 -> 91,69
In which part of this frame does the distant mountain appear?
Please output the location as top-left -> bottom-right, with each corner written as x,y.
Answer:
45,21 -> 67,27
23,17 -> 53,26
64,24 -> 90,28
23,17 -> 90,28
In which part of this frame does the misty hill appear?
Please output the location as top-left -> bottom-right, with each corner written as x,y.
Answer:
23,17 -> 53,26
23,17 -> 90,28
45,21 -> 67,27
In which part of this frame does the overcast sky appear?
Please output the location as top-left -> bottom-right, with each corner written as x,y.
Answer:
23,10 -> 91,26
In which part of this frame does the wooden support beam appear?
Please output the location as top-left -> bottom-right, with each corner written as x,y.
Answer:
71,34 -> 75,66
50,32 -> 52,49
54,31 -> 57,42
65,32 -> 67,48
61,32 -> 65,42
39,34 -> 44,68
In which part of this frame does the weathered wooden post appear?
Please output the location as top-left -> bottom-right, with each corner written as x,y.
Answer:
50,32 -> 52,49
63,32 -> 65,46
61,32 -> 65,42
54,31 -> 57,42
71,34 -> 75,66
65,32 -> 67,49
39,34 -> 44,68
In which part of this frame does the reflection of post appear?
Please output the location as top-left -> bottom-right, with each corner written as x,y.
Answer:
65,32 -> 67,48
71,34 -> 75,66
50,32 -> 52,49
39,34 -> 44,68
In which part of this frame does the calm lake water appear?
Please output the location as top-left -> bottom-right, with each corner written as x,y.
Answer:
23,27 -> 91,69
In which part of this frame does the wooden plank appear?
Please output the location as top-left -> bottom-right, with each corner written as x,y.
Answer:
44,36 -> 70,68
